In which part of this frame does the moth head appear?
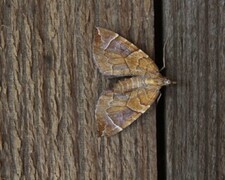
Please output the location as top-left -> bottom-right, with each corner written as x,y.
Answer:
145,77 -> 176,86
162,78 -> 176,86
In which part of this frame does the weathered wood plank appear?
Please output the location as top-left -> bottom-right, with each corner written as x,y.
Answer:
163,0 -> 225,179
0,0 -> 157,179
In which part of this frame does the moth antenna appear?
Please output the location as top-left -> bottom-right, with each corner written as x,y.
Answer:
171,81 -> 177,84
160,39 -> 168,71
160,36 -> 173,72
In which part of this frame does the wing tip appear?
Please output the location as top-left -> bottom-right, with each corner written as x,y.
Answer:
98,125 -> 123,137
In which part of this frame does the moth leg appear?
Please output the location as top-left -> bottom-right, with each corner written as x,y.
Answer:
157,92 -> 162,104
160,38 -> 169,72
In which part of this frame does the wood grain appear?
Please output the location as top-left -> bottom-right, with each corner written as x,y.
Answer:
163,0 -> 225,179
0,0 -> 156,179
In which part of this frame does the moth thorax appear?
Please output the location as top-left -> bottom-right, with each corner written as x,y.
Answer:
145,77 -> 172,86
113,77 -> 144,93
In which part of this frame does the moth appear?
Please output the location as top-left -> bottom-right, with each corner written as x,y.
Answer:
93,27 -> 175,137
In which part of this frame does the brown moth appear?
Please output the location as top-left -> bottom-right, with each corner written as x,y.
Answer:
93,27 -> 175,137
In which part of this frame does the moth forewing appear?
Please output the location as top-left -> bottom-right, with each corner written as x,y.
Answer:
93,27 -> 174,137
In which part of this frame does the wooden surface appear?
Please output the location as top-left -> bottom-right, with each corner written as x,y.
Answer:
0,0 -> 157,179
163,0 -> 225,179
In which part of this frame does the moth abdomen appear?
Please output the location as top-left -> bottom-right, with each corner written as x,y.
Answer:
113,76 -> 145,93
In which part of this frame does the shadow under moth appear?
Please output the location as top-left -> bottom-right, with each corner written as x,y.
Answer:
93,27 -> 175,137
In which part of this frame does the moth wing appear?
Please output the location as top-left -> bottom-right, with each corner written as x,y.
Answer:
93,27 -> 160,77
95,87 -> 160,137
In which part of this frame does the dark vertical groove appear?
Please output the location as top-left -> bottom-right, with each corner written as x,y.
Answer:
94,0 -> 99,26
94,2 -> 102,178
217,2 -> 225,179
154,0 -> 166,180
99,138 -> 106,180
19,1 -> 30,178
75,1 -> 85,179
173,0 -> 179,177
94,2 -> 106,180
134,134 -> 139,180
215,1 -> 219,179
119,135 -> 124,180
5,0 -> 17,179
58,0 -> 68,179
31,1 -> 43,179
42,1 -> 54,179
204,0 -> 209,178
44,57 -> 54,179
71,1 -> 80,179
196,3 -> 201,179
